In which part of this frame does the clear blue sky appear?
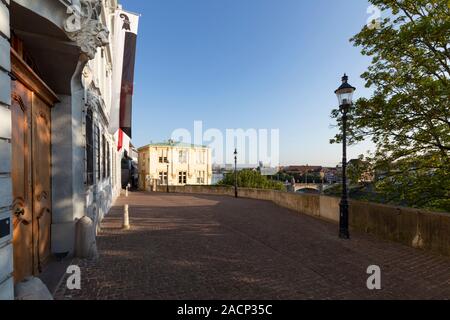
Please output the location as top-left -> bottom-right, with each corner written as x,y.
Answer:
121,0 -> 375,166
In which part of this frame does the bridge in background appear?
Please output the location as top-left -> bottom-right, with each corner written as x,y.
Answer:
293,183 -> 338,192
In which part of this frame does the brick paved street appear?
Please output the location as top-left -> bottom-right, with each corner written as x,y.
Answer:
55,192 -> 450,300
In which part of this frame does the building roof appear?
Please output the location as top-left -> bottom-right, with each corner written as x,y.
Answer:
138,141 -> 208,150
283,165 -> 322,173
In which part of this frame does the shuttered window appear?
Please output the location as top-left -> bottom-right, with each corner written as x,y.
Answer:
86,110 -> 94,186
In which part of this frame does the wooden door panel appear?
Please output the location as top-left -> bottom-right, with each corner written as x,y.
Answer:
11,82 -> 33,283
11,48 -> 58,282
32,95 -> 52,271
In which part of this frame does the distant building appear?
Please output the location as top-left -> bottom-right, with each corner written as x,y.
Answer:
258,162 -> 280,176
283,165 -> 323,174
321,167 -> 341,184
138,141 -> 212,190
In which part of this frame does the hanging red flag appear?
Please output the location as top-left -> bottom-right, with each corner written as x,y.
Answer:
117,128 -> 124,151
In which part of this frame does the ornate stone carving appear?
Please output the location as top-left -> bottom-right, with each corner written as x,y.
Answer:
85,88 -> 102,111
85,87 -> 109,125
64,0 -> 109,60
82,64 -> 94,88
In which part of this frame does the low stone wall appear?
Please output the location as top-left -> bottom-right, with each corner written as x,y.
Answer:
154,185 -> 450,256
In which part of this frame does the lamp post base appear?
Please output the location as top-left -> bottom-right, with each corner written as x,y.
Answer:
339,229 -> 350,239
339,201 -> 350,239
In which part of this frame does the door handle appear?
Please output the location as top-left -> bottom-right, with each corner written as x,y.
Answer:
13,207 -> 30,226
14,207 -> 25,217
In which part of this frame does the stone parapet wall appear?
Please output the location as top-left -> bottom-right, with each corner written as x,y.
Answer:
154,185 -> 450,257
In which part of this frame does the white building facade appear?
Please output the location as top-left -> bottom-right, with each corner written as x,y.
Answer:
0,0 -> 134,299
138,142 -> 212,190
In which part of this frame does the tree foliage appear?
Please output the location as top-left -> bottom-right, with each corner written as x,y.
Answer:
347,156 -> 373,185
331,0 -> 450,211
218,169 -> 286,191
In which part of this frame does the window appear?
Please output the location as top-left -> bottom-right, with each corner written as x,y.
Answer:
179,150 -> 187,164
86,109 -> 94,186
178,171 -> 187,184
159,171 -> 168,184
96,126 -> 101,180
196,150 -> 205,164
112,151 -> 116,186
197,171 -> 205,184
107,142 -> 111,178
158,148 -> 169,163
102,134 -> 107,179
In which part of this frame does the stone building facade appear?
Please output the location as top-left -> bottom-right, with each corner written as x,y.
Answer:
138,142 -> 213,190
0,0 -> 132,299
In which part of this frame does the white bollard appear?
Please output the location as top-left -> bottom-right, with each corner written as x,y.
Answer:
123,204 -> 130,230
125,186 -> 129,197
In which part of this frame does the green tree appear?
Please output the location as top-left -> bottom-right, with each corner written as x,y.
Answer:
347,156 -> 373,185
218,169 -> 286,191
331,0 -> 450,211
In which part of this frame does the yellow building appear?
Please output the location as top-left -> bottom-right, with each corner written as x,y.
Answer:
138,141 -> 212,190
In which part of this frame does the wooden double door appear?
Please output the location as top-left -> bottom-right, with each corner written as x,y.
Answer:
10,49 -> 59,283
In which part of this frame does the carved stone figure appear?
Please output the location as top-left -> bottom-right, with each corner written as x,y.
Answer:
64,0 -> 109,59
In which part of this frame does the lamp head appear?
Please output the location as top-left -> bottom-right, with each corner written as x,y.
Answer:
335,74 -> 356,106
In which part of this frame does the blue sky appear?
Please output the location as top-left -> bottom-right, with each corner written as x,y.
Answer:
121,0 -> 375,166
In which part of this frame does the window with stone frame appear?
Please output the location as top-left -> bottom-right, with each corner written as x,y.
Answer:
96,126 -> 101,180
159,171 -> 168,184
107,142 -> 111,178
112,150 -> 116,186
158,148 -> 168,163
178,171 -> 187,184
197,171 -> 205,184
102,134 -> 107,179
179,150 -> 187,164
86,109 -> 94,186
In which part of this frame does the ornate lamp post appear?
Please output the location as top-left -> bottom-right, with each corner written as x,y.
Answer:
334,74 -> 356,239
234,149 -> 238,198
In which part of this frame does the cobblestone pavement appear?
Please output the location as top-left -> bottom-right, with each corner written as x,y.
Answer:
55,192 -> 450,300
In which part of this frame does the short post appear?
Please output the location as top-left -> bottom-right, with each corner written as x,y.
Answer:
234,149 -> 238,198
123,204 -> 130,230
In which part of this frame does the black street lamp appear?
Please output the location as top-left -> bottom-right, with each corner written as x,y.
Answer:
334,74 -> 356,239
234,149 -> 238,198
